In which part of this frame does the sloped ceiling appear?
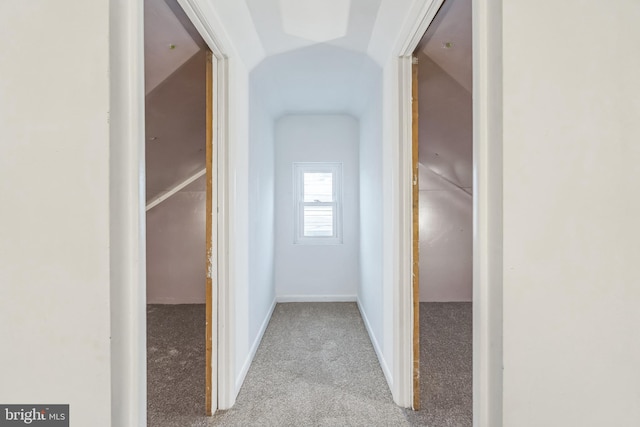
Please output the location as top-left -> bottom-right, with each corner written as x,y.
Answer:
418,0 -> 472,192
420,0 -> 472,92
245,0 -> 382,57
143,0 -> 471,198
246,0 -> 383,117
144,0 -> 200,94
145,0 -> 206,202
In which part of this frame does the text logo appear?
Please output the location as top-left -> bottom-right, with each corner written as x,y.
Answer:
0,405 -> 68,426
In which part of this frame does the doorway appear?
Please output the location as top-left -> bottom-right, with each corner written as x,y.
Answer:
143,0 -> 214,420
109,0 -> 503,423
410,0 -> 473,423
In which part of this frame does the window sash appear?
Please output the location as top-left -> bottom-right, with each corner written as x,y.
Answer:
299,201 -> 337,238
293,163 -> 342,244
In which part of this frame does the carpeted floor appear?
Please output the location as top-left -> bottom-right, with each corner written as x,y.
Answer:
403,302 -> 473,427
147,304 -> 206,424
147,302 -> 472,426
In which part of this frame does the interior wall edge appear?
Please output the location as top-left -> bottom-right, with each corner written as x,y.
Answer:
357,299 -> 393,390
234,297 -> 277,394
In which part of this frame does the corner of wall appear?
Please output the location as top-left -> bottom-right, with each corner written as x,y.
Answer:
357,299 -> 393,390
235,297 -> 277,394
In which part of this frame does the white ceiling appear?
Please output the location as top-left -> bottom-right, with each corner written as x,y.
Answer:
244,0 -> 384,117
245,0 -> 382,57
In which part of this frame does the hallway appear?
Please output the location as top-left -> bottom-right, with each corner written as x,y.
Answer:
147,302 -> 472,426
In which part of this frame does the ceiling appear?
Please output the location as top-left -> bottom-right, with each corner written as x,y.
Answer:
145,0 -> 207,202
245,0 -> 382,57
420,0 -> 472,93
144,0 -> 200,94
417,0 -> 472,192
143,0 -> 472,199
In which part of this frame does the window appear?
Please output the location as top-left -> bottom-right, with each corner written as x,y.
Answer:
294,162 -> 343,244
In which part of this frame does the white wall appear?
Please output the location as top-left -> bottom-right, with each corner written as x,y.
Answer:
146,181 -> 206,304
501,1 -> 640,426
0,1 -> 112,425
242,80 -> 277,384
274,115 -> 360,301
357,69 -> 389,380
226,56 -> 252,396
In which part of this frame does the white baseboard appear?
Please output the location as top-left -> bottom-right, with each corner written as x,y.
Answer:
357,298 -> 393,389
146,297 -> 206,304
276,295 -> 357,303
235,297 -> 277,394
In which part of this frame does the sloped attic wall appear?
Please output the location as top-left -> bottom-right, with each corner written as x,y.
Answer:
145,49 -> 207,304
418,54 -> 472,302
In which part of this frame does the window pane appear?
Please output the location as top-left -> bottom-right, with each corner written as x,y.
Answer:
303,172 -> 333,202
303,205 -> 334,236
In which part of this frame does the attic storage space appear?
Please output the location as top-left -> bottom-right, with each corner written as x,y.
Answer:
417,0 -> 472,303
145,49 -> 207,305
144,0 -> 210,421
408,0 -> 473,423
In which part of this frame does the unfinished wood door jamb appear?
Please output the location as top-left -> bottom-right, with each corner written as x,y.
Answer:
205,50 -> 214,416
411,54 -> 420,411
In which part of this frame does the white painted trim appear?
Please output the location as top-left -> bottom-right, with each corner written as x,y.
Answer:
235,298 -> 277,393
110,0 -> 232,421
391,0 -> 447,406
145,168 -> 206,211
397,0 -> 445,56
393,54 -> 415,408
394,0 -> 503,423
177,0 -> 233,411
109,0 -> 146,426
276,295 -> 357,303
357,299 -> 393,389
472,0 -> 503,426
177,0 -> 228,59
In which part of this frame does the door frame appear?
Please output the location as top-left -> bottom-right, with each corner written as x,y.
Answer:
394,0 -> 504,425
173,0 -> 235,413
109,0 -> 232,422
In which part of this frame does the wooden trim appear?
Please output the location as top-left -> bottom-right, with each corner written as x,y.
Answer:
411,55 -> 420,411
205,50 -> 214,416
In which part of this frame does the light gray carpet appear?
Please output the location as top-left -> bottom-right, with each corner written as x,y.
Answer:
403,302 -> 473,427
211,303 -> 408,427
147,302 -> 472,426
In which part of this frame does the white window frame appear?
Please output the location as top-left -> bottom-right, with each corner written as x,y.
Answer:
293,162 -> 343,245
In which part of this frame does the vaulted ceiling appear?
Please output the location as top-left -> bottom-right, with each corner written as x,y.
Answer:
144,0 -> 472,200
